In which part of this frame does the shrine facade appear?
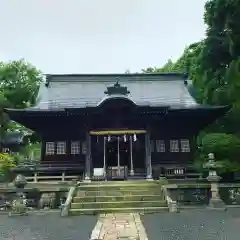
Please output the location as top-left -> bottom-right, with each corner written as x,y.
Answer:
5,73 -> 228,180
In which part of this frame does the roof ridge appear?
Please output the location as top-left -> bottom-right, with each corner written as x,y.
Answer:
45,72 -> 188,86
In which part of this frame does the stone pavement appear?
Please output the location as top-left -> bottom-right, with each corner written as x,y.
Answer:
90,213 -> 148,240
141,208 -> 240,240
2,209 -> 240,239
0,211 -> 97,240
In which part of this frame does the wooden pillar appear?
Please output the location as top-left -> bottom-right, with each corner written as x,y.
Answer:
145,130 -> 153,180
66,139 -> 71,158
117,136 -> 120,175
84,131 -> 91,182
129,136 -> 134,176
40,137 -> 46,162
103,136 -> 106,178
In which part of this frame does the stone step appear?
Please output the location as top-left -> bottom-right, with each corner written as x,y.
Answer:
69,206 -> 169,215
76,189 -> 162,197
77,184 -> 160,191
73,194 -> 164,203
78,180 -> 160,186
71,200 -> 167,209
79,180 -> 157,186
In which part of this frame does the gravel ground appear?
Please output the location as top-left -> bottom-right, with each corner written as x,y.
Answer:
141,208 -> 240,240
0,212 -> 97,240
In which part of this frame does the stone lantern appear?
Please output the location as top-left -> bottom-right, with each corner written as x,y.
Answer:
9,174 -> 28,216
203,153 -> 226,209
14,174 -> 27,190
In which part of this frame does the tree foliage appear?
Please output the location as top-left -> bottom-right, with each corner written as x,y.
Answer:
0,59 -> 42,131
0,59 -> 42,178
143,0 -> 240,172
0,59 -> 42,108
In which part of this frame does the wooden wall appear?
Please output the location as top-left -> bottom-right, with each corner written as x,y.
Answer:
150,123 -> 197,166
40,126 -> 86,165
39,114 -> 198,169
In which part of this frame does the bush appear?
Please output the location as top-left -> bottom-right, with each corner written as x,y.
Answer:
194,133 -> 240,173
0,153 -> 16,182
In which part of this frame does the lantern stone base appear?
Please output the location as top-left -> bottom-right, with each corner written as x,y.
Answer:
8,211 -> 28,217
8,199 -> 28,217
208,198 -> 226,210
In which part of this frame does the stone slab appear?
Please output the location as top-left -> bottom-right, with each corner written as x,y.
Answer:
90,212 -> 148,240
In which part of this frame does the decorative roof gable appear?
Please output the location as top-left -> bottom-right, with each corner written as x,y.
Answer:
104,81 -> 130,96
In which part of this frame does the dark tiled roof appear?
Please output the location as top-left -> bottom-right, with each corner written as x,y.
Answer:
32,73 -> 199,110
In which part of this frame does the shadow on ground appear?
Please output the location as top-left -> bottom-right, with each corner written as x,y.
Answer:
0,212 -> 97,240
141,209 -> 240,240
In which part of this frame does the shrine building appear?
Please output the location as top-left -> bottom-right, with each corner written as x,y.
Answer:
5,73 -> 229,181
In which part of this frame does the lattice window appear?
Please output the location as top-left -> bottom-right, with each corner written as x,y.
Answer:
170,140 -> 179,152
56,141 -> 66,155
71,141 -> 81,155
156,140 -> 165,152
150,140 -> 155,152
180,139 -> 190,152
46,142 -> 55,155
2,148 -> 10,153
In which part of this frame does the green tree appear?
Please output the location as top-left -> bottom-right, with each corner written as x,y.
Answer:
195,0 -> 240,106
0,59 -> 42,108
0,59 -> 43,145
142,0 -> 240,174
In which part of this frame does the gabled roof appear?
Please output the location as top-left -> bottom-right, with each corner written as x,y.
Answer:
32,73 -> 200,110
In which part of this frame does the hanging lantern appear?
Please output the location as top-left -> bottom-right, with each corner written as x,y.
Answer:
124,134 -> 127,142
133,134 -> 137,142
108,135 -> 111,142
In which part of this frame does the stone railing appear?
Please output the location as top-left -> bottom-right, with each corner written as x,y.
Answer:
219,184 -> 240,205
162,186 -> 179,213
164,183 -> 240,208
60,182 -> 79,217
166,184 -> 210,206
0,182 -> 70,213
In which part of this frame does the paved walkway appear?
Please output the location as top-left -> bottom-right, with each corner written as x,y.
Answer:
90,213 -> 148,240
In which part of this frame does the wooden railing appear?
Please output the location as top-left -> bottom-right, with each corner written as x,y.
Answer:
157,164 -> 200,179
25,172 -> 81,182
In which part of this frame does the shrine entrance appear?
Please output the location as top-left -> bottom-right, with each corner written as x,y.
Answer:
106,136 -> 129,168
90,130 -> 146,180
105,135 -> 131,180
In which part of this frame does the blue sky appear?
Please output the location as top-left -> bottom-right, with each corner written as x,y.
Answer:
0,0 -> 206,74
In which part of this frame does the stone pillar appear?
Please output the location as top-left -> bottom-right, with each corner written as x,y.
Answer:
145,131 -> 152,180
9,174 -> 28,216
207,172 -> 225,209
84,132 -> 91,182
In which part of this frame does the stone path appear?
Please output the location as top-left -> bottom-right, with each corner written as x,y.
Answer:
90,213 -> 148,240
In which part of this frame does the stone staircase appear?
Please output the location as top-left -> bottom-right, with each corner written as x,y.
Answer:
69,180 -> 168,215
